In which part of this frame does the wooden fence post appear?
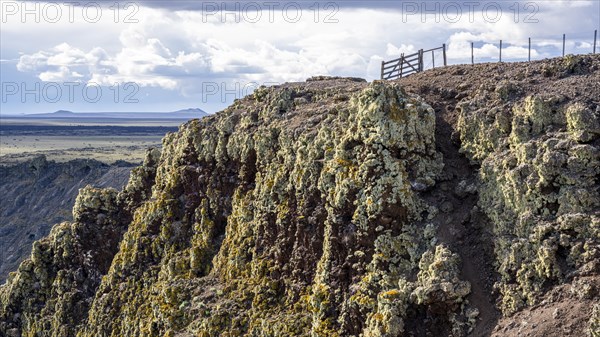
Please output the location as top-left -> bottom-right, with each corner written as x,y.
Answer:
419,49 -> 424,72
432,49 -> 435,68
499,40 -> 502,62
381,61 -> 384,80
563,34 -> 566,56
471,42 -> 474,65
594,30 -> 597,54
528,38 -> 531,61
400,53 -> 404,78
443,44 -> 447,66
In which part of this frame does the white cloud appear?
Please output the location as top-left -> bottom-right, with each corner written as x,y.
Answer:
4,1 -> 598,113
39,65 -> 82,82
386,43 -> 417,57
15,37 -> 210,89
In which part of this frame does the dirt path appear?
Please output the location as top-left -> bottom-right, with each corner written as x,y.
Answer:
395,64 -> 511,336
423,113 -> 501,337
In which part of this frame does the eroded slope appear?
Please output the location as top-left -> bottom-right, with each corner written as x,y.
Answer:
1,55 -> 599,337
0,157 -> 134,282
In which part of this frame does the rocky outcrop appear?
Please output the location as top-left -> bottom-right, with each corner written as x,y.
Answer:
0,149 -> 159,336
77,79 -> 479,337
458,94 -> 599,314
0,157 -> 135,282
399,54 -> 600,336
1,55 -> 599,337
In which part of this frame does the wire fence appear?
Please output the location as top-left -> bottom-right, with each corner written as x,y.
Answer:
381,30 -> 598,80
381,45 -> 447,80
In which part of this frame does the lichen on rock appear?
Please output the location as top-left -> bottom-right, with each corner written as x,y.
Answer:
456,85 -> 600,315
0,148 -> 160,337
1,78 -> 473,337
2,56 -> 599,337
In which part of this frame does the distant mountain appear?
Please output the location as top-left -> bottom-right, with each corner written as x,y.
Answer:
23,109 -> 78,117
19,109 -> 208,119
170,108 -> 208,118
174,108 -> 205,114
50,110 -> 76,116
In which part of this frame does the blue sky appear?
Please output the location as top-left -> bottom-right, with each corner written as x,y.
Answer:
1,0 -> 599,115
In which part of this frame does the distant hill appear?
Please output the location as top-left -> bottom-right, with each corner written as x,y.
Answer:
47,110 -> 76,117
171,108 -> 207,117
20,108 -> 208,119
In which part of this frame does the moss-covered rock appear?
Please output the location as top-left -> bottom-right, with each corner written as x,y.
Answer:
457,88 -> 600,315
590,303 -> 600,337
0,149 -> 160,337
3,78 -> 470,337
2,58 -> 599,336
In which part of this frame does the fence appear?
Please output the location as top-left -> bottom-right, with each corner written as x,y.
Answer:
381,45 -> 447,80
381,30 -> 598,80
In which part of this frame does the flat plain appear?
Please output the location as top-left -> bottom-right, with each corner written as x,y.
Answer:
0,117 -> 184,164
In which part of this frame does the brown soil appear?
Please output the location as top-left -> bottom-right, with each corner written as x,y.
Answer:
491,276 -> 599,337
403,82 -> 501,337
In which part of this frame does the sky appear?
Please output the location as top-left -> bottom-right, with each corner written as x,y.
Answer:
1,0 -> 599,115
